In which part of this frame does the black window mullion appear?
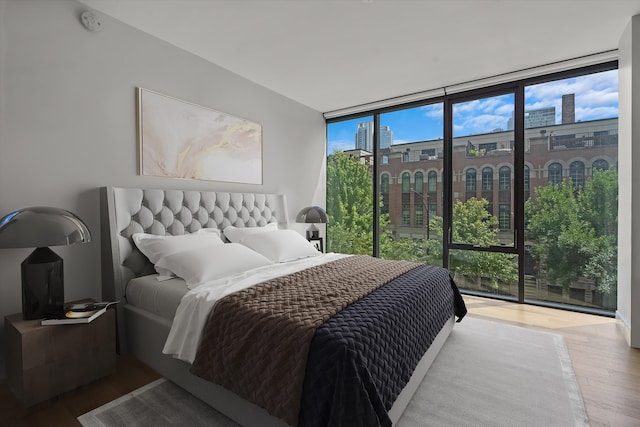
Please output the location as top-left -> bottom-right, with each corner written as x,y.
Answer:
372,114 -> 380,257
514,85 -> 526,303
442,98 -> 453,268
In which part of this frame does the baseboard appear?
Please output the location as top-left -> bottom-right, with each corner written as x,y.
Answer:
615,310 -> 632,346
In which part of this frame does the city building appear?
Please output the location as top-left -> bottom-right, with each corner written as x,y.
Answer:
378,117 -> 618,239
507,107 -> 556,130
356,121 -> 394,151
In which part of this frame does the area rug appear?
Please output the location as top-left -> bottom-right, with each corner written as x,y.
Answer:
78,317 -> 589,427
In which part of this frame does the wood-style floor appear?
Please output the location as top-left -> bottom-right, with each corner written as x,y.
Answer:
1,295 -> 639,427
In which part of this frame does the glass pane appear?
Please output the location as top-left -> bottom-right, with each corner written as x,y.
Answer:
377,104 -> 444,266
326,116 -> 374,255
449,250 -> 518,298
524,69 -> 618,312
452,93 -> 515,246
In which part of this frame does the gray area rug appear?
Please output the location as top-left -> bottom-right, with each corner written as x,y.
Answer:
78,317 -> 589,427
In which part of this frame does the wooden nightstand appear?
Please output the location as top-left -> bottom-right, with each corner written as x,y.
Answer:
4,307 -> 116,407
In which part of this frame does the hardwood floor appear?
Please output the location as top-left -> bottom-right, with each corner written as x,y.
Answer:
0,355 -> 161,427
1,295 -> 638,426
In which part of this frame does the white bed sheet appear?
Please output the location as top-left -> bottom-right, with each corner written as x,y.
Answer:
126,274 -> 189,321
163,253 -> 349,363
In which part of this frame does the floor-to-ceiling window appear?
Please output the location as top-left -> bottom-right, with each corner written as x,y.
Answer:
326,116 -> 374,255
326,62 -> 618,314
448,91 -> 518,299
377,104 -> 444,265
523,70 -> 618,311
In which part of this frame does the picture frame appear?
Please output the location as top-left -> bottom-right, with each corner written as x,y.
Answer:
136,87 -> 263,184
309,237 -> 324,253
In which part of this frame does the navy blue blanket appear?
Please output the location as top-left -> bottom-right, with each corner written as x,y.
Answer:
298,265 -> 466,427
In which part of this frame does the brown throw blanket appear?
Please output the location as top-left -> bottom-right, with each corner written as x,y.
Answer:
190,255 -> 421,426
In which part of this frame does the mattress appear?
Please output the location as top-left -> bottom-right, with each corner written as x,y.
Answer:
125,274 -> 188,321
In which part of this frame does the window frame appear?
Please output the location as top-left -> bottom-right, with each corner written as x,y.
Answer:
325,60 -> 618,314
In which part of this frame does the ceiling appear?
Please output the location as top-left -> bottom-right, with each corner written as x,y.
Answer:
78,0 -> 640,114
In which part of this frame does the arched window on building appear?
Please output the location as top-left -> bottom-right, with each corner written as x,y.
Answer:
381,174 -> 389,215
482,167 -> 493,191
466,168 -> 477,192
427,171 -> 438,220
548,162 -> 563,185
569,161 -> 585,189
402,172 -> 410,225
428,171 -> 437,193
414,172 -> 424,225
402,172 -> 411,193
499,166 -> 511,190
415,172 -> 424,194
524,165 -> 530,200
592,159 -> 609,171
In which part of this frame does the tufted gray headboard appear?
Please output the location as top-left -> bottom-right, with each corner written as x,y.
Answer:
99,187 -> 289,349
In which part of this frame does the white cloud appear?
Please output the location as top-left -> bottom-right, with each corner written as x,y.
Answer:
420,103 -> 443,118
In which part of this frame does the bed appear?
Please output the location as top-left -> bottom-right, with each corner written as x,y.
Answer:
100,186 -> 466,426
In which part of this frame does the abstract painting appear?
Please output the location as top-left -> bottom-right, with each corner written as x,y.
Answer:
137,88 -> 262,184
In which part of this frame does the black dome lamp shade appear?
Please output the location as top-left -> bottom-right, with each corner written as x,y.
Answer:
0,207 -> 91,320
296,206 -> 328,239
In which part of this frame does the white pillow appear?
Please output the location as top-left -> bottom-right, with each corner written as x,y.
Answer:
155,243 -> 273,288
195,228 -> 222,236
223,222 -> 278,243
239,229 -> 321,263
132,231 -> 224,264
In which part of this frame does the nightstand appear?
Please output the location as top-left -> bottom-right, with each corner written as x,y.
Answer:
4,307 -> 116,407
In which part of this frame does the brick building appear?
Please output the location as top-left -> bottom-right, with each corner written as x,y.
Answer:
377,117 -> 618,241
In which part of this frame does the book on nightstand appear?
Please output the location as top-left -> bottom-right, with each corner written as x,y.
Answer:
41,301 -> 119,325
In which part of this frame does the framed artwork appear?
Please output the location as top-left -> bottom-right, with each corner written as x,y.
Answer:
136,88 -> 262,184
310,237 -> 324,253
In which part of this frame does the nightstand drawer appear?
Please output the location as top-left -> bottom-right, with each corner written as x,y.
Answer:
5,309 -> 116,407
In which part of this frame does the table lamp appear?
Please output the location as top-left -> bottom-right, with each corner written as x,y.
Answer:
0,207 -> 91,320
296,206 -> 328,239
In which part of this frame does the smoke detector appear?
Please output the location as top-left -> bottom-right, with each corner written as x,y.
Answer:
81,10 -> 102,32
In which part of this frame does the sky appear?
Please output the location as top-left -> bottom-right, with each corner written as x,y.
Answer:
327,69 -> 619,154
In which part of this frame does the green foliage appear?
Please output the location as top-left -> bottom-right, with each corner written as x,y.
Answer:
326,150 -> 618,296
451,198 -> 497,245
578,169 -> 618,237
326,152 -> 374,255
449,198 -> 517,286
525,170 -> 618,294
379,218 -> 443,266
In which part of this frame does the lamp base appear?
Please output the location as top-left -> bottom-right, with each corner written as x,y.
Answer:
306,224 -> 320,240
21,247 -> 64,320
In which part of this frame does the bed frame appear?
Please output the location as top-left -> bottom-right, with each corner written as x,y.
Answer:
100,186 -> 454,426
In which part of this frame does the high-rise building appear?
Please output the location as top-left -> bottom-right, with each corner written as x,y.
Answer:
379,125 -> 393,149
355,121 -> 374,152
508,107 -> 556,130
355,122 -> 394,151
562,94 -> 575,124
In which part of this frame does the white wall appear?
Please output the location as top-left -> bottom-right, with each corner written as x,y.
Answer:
617,15 -> 640,348
0,0 -> 326,378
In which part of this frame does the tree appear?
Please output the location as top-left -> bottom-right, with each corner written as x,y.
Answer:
525,179 -> 592,289
578,169 -> 618,294
448,198 -> 518,287
379,217 -> 442,266
326,152 -> 375,254
525,170 -> 618,295
578,169 -> 618,237
327,154 -> 517,286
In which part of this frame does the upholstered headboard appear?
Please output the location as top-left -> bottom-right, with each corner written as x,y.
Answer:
99,187 -> 289,349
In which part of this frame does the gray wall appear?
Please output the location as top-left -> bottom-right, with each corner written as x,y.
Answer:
0,0 -> 326,378
617,15 -> 640,347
